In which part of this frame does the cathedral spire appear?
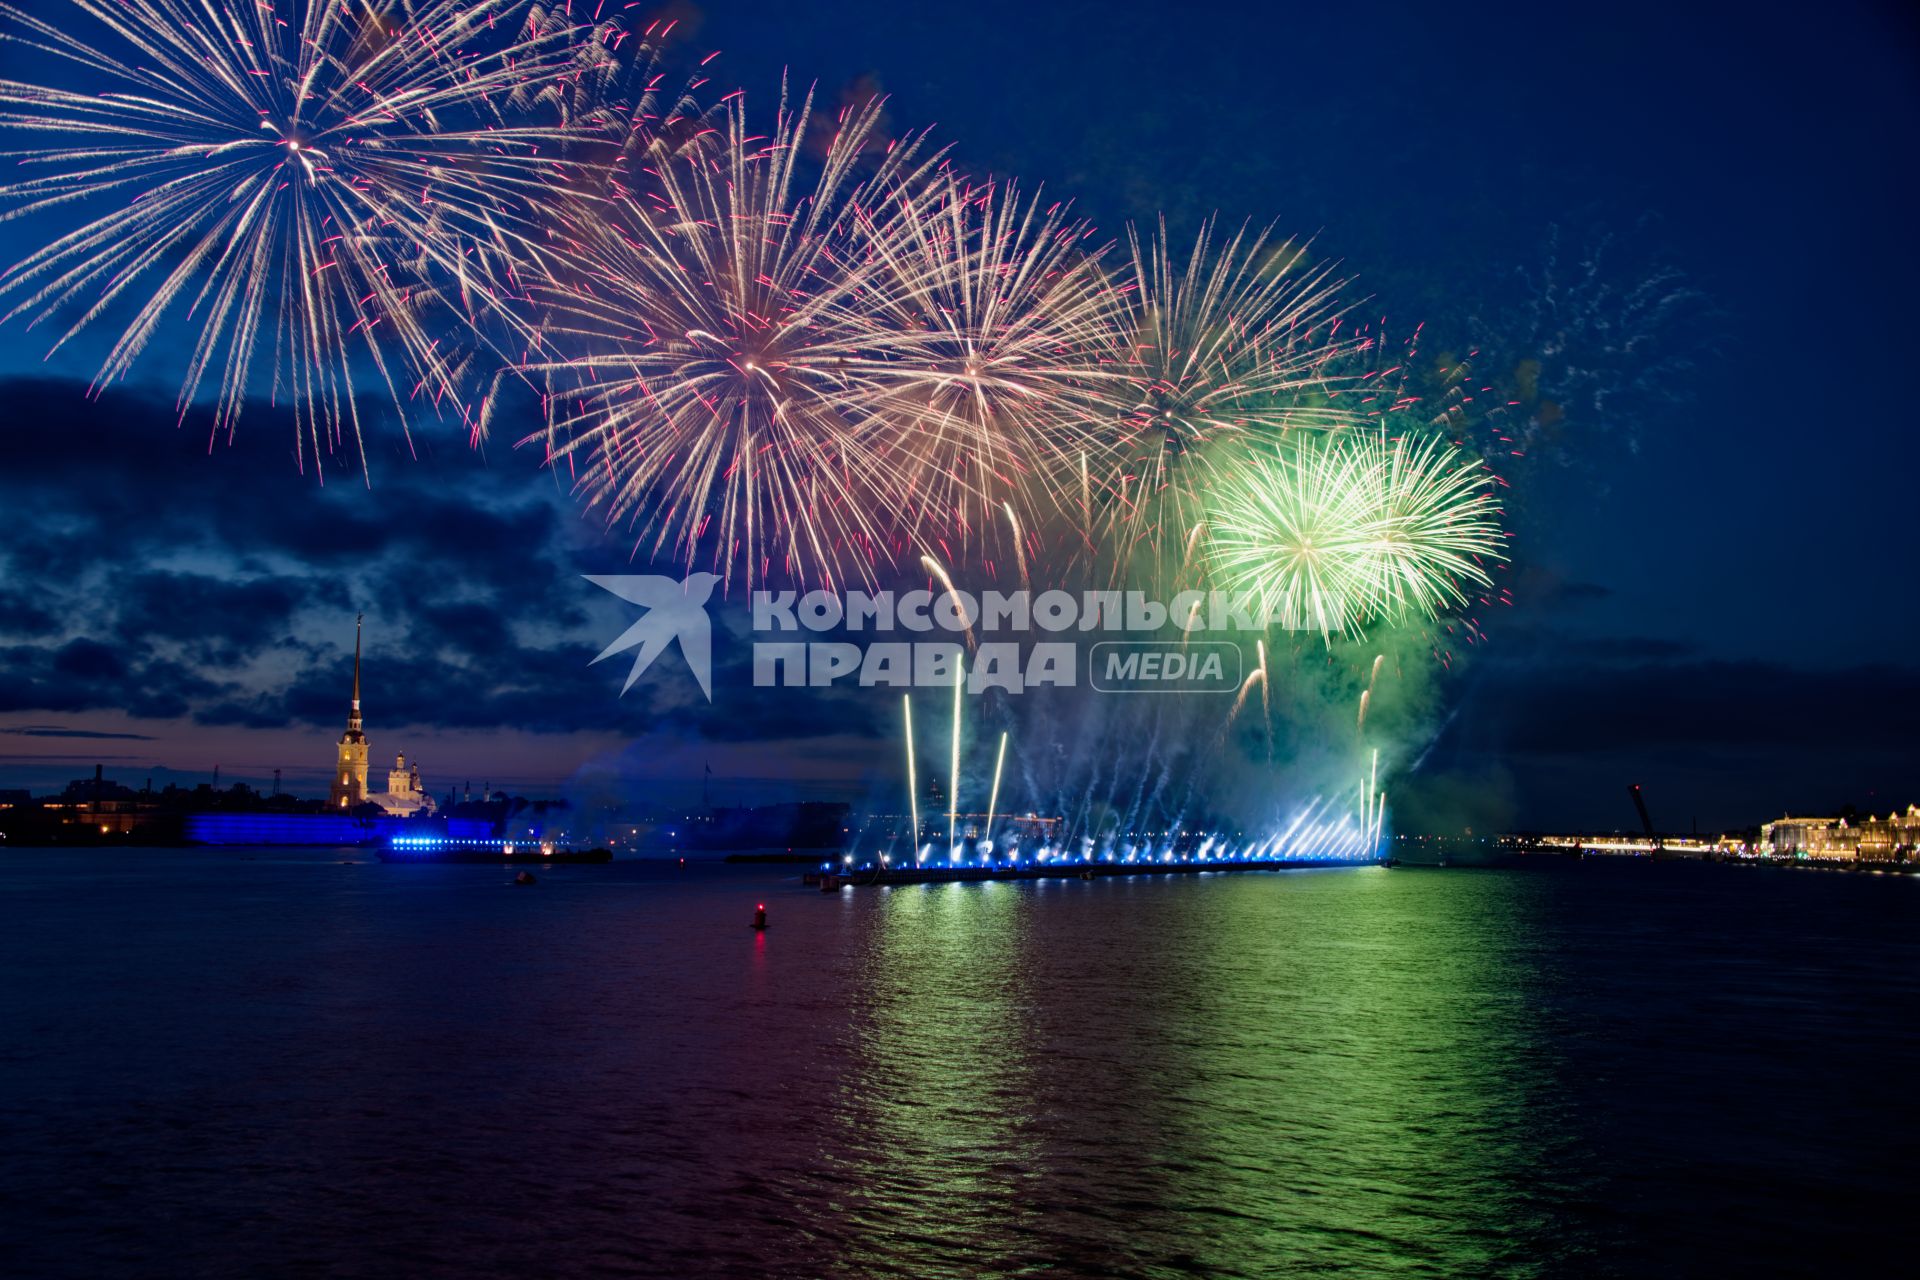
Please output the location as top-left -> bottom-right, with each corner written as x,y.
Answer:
330,613 -> 370,808
346,614 -> 364,739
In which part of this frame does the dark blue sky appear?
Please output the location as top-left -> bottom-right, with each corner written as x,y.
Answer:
1,0 -> 1915,830
686,0 -> 1920,663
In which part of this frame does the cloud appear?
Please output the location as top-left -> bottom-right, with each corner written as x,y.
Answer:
1559,635 -> 1693,661
0,586 -> 60,638
1555,580 -> 1613,602
1485,658 -> 1918,755
0,378 -> 890,753
0,724 -> 155,740
1416,650 -> 1920,828
1492,627 -> 1696,662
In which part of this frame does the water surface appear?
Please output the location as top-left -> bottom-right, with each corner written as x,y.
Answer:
1,851 -> 1914,1277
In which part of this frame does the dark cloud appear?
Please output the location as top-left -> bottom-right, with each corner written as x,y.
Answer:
0,724 -> 154,740
1487,659 -> 1918,756
51,638 -> 124,680
1560,636 -> 1693,661
0,379 -> 586,733
0,587 -> 59,637
0,640 -> 217,720
1419,653 -> 1920,829
0,378 -> 885,750
110,571 -> 312,658
1493,629 -> 1696,663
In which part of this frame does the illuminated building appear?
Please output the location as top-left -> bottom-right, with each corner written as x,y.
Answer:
42,765 -> 154,834
1535,833 -> 1714,856
1761,807 -> 1920,861
328,615 -> 369,809
325,616 -> 436,816
1854,806 -> 1920,860
386,754 -> 419,798
362,751 -> 436,817
1759,816 -> 1853,859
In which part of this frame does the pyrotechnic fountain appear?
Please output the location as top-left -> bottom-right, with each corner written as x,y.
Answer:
854,650 -> 1396,886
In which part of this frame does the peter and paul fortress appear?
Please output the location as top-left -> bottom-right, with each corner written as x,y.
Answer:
328,615 -> 435,816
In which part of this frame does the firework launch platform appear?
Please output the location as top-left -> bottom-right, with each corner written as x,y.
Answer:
805,854 -> 1380,889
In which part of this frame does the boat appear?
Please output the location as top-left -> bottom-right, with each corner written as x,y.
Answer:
377,835 -> 612,864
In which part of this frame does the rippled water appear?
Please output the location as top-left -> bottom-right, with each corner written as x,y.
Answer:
1,851 -> 1915,1277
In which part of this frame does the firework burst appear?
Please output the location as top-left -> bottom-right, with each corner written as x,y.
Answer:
522,84 -> 950,590
0,0 -> 595,475
850,169 -> 1135,564
1207,426 -> 1505,640
1091,217 -> 1362,571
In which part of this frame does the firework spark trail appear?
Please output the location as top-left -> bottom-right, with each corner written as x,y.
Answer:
1366,746 -> 1378,837
0,0 -> 603,476
920,554 -> 976,651
948,650 -> 963,855
1357,652 -> 1385,732
903,693 -> 920,859
1273,797 -> 1324,855
474,18 -> 721,347
1227,664 -> 1266,726
1256,637 -> 1271,760
1208,426 -> 1506,641
1115,710 -> 1169,847
985,729 -> 1008,846
1181,520 -> 1208,576
1001,501 -> 1030,590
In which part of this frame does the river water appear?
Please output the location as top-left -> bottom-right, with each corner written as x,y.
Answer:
1,850 -> 1914,1277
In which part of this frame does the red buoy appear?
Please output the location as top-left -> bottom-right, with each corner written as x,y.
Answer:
751,903 -> 768,931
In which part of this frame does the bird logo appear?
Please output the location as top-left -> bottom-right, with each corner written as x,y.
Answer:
585,573 -> 720,701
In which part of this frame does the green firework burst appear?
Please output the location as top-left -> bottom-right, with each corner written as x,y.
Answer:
1207,429 -> 1505,640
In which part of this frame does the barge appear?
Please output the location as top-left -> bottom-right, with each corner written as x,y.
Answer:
805,853 -> 1377,888
378,836 -> 612,864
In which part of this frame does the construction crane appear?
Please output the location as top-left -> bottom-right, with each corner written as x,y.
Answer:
1628,784 -> 1658,846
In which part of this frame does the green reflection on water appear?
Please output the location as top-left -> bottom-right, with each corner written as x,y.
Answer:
843,882 -> 1047,1209
827,870 -> 1590,1278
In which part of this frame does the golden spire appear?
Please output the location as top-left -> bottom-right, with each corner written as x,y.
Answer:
346,613 -> 364,739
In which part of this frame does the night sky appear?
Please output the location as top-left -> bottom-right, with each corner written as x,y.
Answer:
1,0 -> 1916,831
